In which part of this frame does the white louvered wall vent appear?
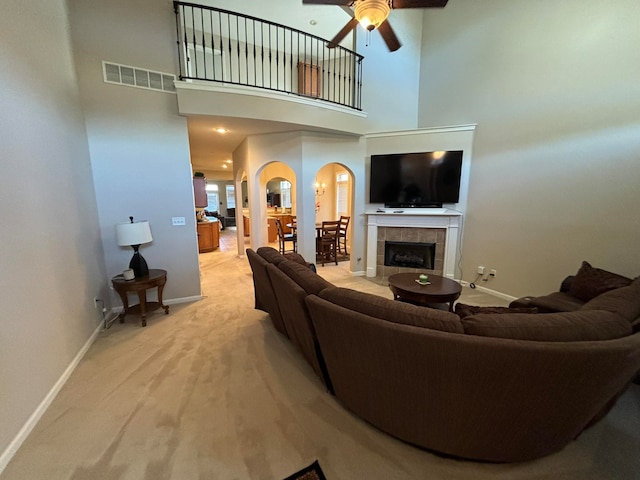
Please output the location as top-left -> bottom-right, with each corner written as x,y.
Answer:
102,61 -> 176,94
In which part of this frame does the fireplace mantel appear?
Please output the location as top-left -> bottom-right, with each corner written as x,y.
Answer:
365,209 -> 462,279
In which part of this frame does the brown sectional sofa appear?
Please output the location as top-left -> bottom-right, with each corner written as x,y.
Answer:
247,248 -> 640,462
510,261 -> 636,316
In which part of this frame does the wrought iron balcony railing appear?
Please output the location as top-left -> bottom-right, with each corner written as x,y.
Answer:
173,2 -> 364,111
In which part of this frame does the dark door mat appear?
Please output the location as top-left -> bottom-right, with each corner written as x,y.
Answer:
282,460 -> 327,480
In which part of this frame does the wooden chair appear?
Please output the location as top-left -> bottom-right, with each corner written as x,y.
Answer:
318,220 -> 339,266
337,215 -> 350,255
275,218 -> 296,254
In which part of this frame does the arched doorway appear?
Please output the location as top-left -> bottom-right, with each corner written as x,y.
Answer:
244,162 -> 296,252
315,163 -> 354,266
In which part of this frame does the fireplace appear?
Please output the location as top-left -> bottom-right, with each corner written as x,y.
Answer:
384,241 -> 435,269
366,211 -> 462,278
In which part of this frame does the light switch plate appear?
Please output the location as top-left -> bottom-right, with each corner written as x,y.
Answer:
172,216 -> 186,226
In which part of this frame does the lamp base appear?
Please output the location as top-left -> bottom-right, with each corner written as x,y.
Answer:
130,247 -> 149,278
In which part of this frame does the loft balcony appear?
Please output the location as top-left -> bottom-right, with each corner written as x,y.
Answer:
173,2 -> 368,135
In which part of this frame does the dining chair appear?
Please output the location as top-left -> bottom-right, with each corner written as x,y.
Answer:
275,218 -> 296,254
318,220 -> 339,266
337,215 -> 350,255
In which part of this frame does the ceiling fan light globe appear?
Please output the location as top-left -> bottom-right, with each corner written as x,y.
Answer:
354,0 -> 390,31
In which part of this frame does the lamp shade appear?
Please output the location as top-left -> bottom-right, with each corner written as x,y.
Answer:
355,0 -> 390,31
116,221 -> 153,246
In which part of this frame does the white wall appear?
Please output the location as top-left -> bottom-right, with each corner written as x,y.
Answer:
418,0 -> 640,296
356,8 -> 425,132
68,0 -> 201,304
0,0 -> 107,468
194,0 -> 353,45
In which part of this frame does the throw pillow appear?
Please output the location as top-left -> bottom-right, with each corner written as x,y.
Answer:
568,261 -> 631,302
454,303 -> 538,319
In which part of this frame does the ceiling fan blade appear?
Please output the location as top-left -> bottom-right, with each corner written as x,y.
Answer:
391,0 -> 448,8
302,0 -> 351,5
327,17 -> 359,48
377,20 -> 402,52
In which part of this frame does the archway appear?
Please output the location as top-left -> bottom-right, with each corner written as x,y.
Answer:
249,162 -> 296,251
314,163 -> 354,267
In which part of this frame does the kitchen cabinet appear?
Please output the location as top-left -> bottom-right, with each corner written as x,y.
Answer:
243,215 -> 250,237
197,220 -> 219,252
193,177 -> 207,208
267,218 -> 277,243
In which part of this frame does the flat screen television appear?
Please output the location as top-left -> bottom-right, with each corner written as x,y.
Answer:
369,150 -> 463,207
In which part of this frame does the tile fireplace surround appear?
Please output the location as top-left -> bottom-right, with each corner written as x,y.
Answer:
365,209 -> 462,279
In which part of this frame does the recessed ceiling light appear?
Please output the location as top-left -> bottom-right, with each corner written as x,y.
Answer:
309,20 -> 317,25
225,159 -> 232,164
222,164 -> 228,169
215,128 -> 227,134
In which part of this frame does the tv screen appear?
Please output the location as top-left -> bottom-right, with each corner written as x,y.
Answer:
369,150 -> 463,207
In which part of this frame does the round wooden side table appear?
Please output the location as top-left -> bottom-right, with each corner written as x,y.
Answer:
111,269 -> 169,326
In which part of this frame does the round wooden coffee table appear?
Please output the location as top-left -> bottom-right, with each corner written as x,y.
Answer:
388,273 -> 462,312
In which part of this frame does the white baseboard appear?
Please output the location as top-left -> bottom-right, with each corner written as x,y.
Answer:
165,295 -> 202,305
459,281 -> 517,303
109,295 -> 202,313
0,320 -> 103,475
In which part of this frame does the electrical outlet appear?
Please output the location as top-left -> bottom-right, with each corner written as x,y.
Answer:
490,269 -> 497,277
477,265 -> 485,275
172,216 -> 186,226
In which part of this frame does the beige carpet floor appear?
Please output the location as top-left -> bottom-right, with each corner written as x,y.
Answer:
2,228 -> 639,480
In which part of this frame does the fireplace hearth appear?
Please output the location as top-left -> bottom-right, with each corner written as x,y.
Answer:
384,241 -> 435,269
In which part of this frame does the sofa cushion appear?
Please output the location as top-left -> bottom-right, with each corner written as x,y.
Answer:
462,310 -> 631,342
580,282 -> 640,324
568,261 -> 632,302
283,251 -> 310,266
278,259 -> 333,295
245,248 -> 288,336
257,246 -> 315,270
256,246 -> 286,265
529,292 -> 586,312
455,303 -> 538,319
318,287 -> 464,333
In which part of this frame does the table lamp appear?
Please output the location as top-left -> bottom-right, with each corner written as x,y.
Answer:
116,216 -> 153,278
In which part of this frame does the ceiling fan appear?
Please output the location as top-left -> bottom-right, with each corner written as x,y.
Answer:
302,0 -> 449,52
